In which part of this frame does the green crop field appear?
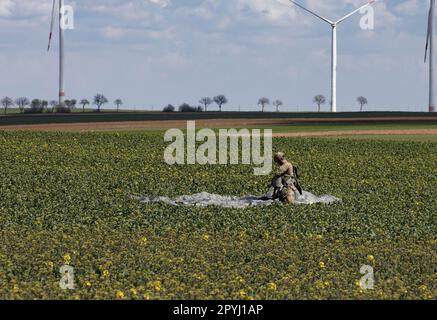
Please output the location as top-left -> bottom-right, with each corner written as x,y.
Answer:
0,131 -> 435,300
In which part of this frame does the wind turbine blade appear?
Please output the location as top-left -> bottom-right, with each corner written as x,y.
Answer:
288,0 -> 333,24
336,0 -> 377,25
425,2 -> 433,62
47,0 -> 56,51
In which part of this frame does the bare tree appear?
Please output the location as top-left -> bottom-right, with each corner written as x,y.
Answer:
15,97 -> 30,113
114,99 -> 123,112
199,97 -> 213,112
357,96 -> 368,112
213,95 -> 228,112
313,95 -> 326,112
258,97 -> 270,112
93,94 -> 108,112
1,97 -> 13,114
80,99 -> 90,112
273,100 -> 283,112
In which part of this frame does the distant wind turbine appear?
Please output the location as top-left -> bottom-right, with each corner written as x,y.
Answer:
289,0 -> 377,113
47,0 -> 65,106
425,0 -> 436,112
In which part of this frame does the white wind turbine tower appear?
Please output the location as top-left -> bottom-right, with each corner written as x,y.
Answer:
47,0 -> 65,106
425,0 -> 436,112
289,0 -> 377,113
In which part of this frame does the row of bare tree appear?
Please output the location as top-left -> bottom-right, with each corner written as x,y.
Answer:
195,95 -> 368,113
0,94 -> 123,114
313,95 -> 369,112
2,94 -> 368,114
198,95 -> 228,112
257,96 -> 368,112
257,98 -> 283,112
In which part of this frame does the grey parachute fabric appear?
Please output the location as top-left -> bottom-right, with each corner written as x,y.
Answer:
295,191 -> 341,205
132,191 -> 341,209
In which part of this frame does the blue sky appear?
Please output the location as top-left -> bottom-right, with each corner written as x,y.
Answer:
0,0 -> 431,111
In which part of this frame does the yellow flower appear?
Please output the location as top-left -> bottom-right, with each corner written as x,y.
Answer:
140,237 -> 148,245
268,282 -> 277,291
153,281 -> 161,291
319,261 -> 325,269
202,234 -> 210,241
47,261 -> 54,269
315,280 -> 325,289
116,291 -> 125,300
367,255 -> 375,263
63,254 -> 71,265
143,293 -> 151,300
130,288 -> 138,296
85,281 -> 92,287
102,270 -> 110,277
239,290 -> 246,297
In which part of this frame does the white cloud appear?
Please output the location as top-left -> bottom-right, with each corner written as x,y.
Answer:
395,0 -> 421,16
235,0 -> 297,25
149,0 -> 170,8
0,0 -> 14,17
0,0 -> 53,17
88,3 -> 151,21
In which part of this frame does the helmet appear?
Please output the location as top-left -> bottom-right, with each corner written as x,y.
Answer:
274,152 -> 285,163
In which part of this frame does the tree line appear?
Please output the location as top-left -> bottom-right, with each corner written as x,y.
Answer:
257,95 -> 368,113
163,95 -> 229,113
1,93 -> 369,114
164,95 -> 368,113
0,94 -> 123,114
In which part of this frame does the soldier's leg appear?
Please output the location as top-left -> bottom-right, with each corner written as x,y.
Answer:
285,186 -> 296,204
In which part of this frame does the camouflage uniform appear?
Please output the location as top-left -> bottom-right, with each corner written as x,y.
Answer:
273,153 -> 297,203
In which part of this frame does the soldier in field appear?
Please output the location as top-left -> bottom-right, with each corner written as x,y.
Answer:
272,152 -> 301,204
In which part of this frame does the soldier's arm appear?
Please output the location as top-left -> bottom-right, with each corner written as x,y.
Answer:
274,164 -> 287,178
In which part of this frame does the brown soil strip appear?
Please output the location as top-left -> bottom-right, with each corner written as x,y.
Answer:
272,129 -> 437,138
0,117 -> 437,132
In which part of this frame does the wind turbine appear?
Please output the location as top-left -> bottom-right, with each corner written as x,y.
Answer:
47,0 -> 65,106
289,0 -> 376,113
425,0 -> 436,112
